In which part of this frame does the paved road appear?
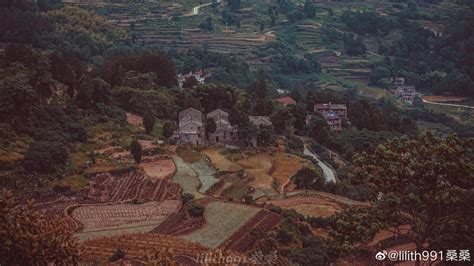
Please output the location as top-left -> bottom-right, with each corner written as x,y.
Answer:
422,98 -> 474,109
303,144 -> 337,183
192,0 -> 221,15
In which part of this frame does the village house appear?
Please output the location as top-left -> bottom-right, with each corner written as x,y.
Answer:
173,107 -> 205,145
391,77 -> 420,103
177,70 -> 207,88
314,102 -> 347,119
174,108 -> 273,147
322,112 -> 342,131
312,102 -> 347,132
206,109 -> 239,145
394,85 -> 419,103
249,116 -> 272,128
275,96 -> 296,106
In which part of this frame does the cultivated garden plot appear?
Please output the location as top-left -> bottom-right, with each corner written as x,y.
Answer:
141,157 -> 176,179
270,153 -> 307,193
189,158 -> 219,194
126,112 -> 143,130
200,148 -> 241,172
72,200 -> 181,232
236,153 -> 277,197
171,155 -> 204,199
81,232 -> 209,264
219,209 -> 283,253
266,195 -> 345,218
181,201 -> 260,249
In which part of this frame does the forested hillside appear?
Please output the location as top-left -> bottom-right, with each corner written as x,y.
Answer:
1,0 -> 473,265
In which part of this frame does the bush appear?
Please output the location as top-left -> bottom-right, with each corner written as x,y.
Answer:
109,248 -> 125,262
22,140 -> 69,173
181,192 -> 195,204
188,203 -> 205,217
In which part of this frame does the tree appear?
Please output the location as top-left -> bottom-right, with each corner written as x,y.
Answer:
143,112 -> 155,135
308,114 -> 330,145
260,22 -> 265,33
180,192 -> 195,204
270,105 -> 294,134
22,140 -> 69,173
162,121 -> 175,140
205,117 -> 217,140
188,203 -> 204,217
130,140 -> 143,164
0,190 -> 80,265
293,166 -> 325,189
75,77 -> 94,109
350,132 -> 474,264
182,76 -> 198,89
304,0 -> 316,19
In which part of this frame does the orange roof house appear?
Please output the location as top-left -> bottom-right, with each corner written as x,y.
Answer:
275,96 -> 296,106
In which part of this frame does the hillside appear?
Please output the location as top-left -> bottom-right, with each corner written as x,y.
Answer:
0,0 -> 473,265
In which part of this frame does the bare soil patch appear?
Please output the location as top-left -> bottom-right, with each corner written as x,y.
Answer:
201,148 -> 241,172
126,112 -> 143,130
141,158 -> 175,179
423,95 -> 469,102
266,194 -> 344,218
271,153 -> 306,193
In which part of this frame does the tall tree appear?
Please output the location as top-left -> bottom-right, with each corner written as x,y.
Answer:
143,112 -> 155,135
130,140 -> 143,164
350,132 -> 474,264
162,121 -> 174,141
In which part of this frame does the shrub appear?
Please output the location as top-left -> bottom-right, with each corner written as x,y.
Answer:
188,203 -> 205,217
109,248 -> 125,262
22,140 -> 69,173
181,192 -> 195,204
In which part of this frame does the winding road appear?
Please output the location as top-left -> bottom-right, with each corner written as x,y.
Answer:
422,98 -> 474,109
191,0 -> 222,15
303,144 -> 337,183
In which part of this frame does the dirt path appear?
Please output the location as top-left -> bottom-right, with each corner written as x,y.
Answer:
422,98 -> 474,109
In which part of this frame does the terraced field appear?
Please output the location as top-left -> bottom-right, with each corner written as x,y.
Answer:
171,155 -> 204,199
81,233 -> 209,264
236,152 -> 276,197
181,201 -> 260,248
189,158 -> 220,194
271,153 -> 307,193
72,200 -> 181,232
200,148 -> 241,172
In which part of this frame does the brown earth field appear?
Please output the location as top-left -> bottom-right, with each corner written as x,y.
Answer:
126,112 -> 144,130
265,194 -> 345,218
423,95 -> 469,102
176,147 -> 203,163
141,158 -> 176,179
271,153 -> 307,193
200,148 -> 241,172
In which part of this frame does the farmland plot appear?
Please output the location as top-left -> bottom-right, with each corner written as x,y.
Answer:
271,153 -> 306,193
236,153 -> 278,197
266,195 -> 344,218
81,233 -> 209,263
200,148 -> 241,172
190,158 -> 219,194
220,209 -> 283,253
181,201 -> 260,248
141,157 -> 175,179
171,155 -> 204,199
72,200 -> 181,234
